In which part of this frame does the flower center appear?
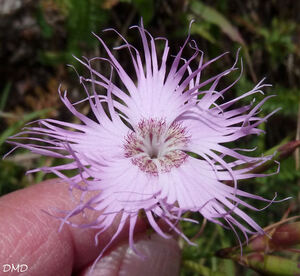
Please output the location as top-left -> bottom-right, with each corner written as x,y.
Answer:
124,119 -> 188,176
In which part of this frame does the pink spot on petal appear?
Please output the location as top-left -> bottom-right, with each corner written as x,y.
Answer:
124,118 -> 188,175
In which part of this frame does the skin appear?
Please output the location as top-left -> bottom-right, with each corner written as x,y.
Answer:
0,179 -> 181,276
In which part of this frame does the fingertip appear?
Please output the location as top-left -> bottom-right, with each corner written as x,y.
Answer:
80,233 -> 181,276
0,179 -> 149,275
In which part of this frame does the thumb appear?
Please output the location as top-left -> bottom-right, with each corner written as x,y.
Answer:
81,233 -> 181,276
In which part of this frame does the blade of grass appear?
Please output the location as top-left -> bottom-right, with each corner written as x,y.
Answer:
0,82 -> 11,111
190,1 -> 257,82
0,108 -> 51,147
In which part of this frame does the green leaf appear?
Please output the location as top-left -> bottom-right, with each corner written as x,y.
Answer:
247,254 -> 300,276
0,109 -> 51,147
132,0 -> 154,25
0,82 -> 11,111
191,1 -> 245,45
190,1 -> 258,81
191,23 -> 217,44
183,260 -> 225,276
36,5 -> 53,39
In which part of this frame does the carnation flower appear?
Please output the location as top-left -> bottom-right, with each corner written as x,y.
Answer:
8,20 -> 282,268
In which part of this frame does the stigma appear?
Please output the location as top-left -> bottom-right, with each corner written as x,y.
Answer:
124,119 -> 189,176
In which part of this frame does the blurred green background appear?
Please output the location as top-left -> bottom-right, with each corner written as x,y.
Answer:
0,0 -> 299,275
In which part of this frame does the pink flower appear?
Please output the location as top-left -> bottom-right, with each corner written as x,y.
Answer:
9,20 -> 282,266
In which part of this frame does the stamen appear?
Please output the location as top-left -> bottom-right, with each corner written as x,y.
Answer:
124,119 -> 189,175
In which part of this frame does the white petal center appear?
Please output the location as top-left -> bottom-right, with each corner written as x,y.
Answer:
124,119 -> 189,176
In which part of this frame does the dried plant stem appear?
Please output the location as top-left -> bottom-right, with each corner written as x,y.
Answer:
191,218 -> 207,241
